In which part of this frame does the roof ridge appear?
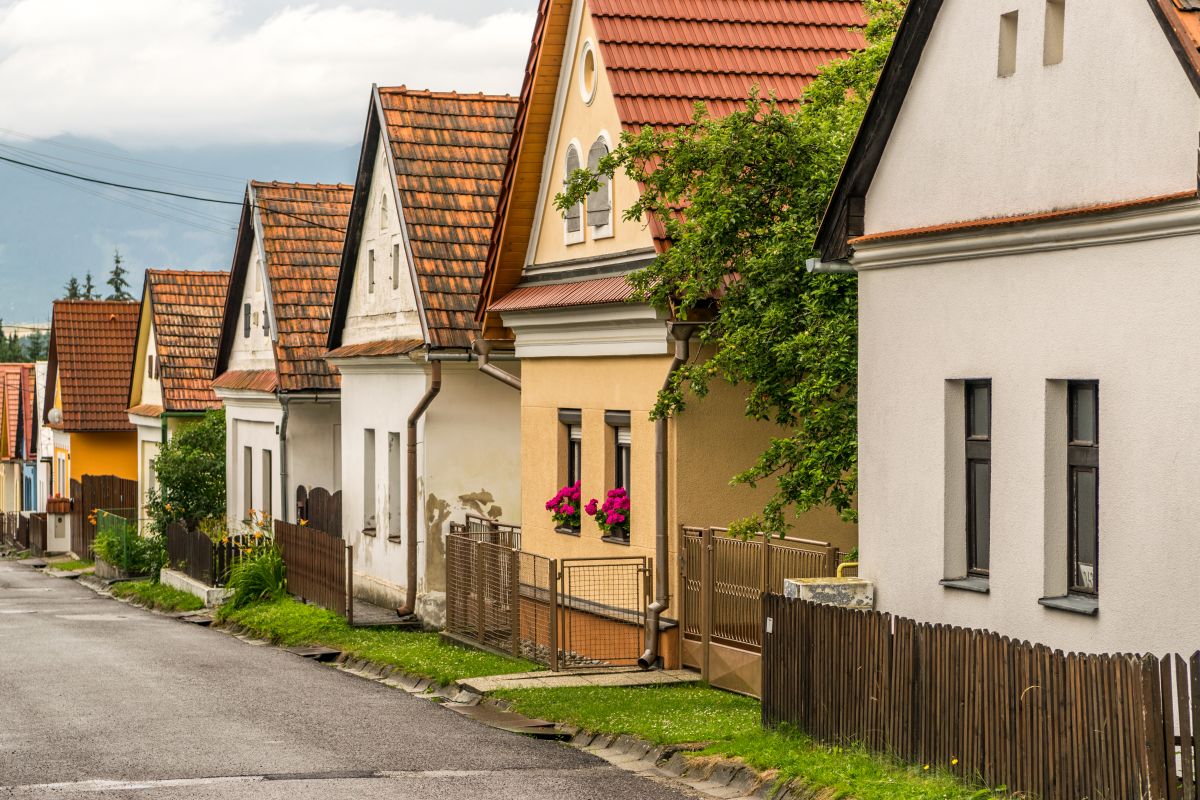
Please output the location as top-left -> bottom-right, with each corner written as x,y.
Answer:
378,85 -> 518,102
251,180 -> 356,191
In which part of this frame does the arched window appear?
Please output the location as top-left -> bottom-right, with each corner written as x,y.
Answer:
587,137 -> 612,235
380,192 -> 389,231
564,144 -> 583,243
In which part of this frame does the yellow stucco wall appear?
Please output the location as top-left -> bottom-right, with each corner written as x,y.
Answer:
69,432 -> 138,483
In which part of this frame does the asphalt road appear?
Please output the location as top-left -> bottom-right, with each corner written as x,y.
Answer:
0,560 -> 696,799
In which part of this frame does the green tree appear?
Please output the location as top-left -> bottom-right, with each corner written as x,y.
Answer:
82,272 -> 97,300
106,248 -> 133,301
558,1 -> 904,534
145,409 -> 227,534
63,276 -> 82,300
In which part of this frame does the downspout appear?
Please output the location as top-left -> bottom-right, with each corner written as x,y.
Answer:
399,360 -> 442,616
639,322 -> 696,669
473,339 -> 521,391
279,394 -> 290,524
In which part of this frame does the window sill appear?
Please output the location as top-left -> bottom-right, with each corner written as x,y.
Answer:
1038,594 -> 1098,616
555,526 -> 580,536
940,576 -> 990,594
361,528 -> 377,538
386,535 -> 402,544
601,534 -> 630,546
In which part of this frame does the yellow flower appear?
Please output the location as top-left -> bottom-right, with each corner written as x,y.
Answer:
922,765 -> 930,771
951,758 -> 959,766
299,519 -> 308,527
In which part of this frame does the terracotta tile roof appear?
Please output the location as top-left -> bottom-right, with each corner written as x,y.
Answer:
212,369 -> 279,394
489,275 -> 635,312
127,403 -> 164,419
354,88 -> 517,350
47,301 -> 139,432
253,181 -> 353,391
849,190 -> 1199,245
145,269 -> 228,411
1153,1 -> 1200,92
479,0 -> 867,335
20,364 -> 34,458
0,365 -> 22,459
325,338 -> 424,360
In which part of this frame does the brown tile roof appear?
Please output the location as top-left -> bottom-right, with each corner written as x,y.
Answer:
1153,1 -> 1200,92
254,181 -> 353,391
489,275 -> 635,312
212,369 -> 279,394
479,0 -> 867,334
145,269 -> 228,411
849,190 -> 1200,246
20,364 -> 34,458
0,365 -> 22,459
325,338 -> 424,360
127,403 -> 164,419
47,301 -> 139,432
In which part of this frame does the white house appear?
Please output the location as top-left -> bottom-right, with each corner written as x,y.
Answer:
325,87 -> 522,622
213,182 -> 352,527
128,269 -> 227,519
815,0 -> 1200,655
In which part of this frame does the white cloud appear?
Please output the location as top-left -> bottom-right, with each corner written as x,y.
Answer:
0,0 -> 533,146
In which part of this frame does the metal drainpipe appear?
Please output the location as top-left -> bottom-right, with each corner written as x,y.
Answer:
473,339 -> 521,391
399,360 -> 442,617
639,322 -> 696,670
278,395 -> 290,524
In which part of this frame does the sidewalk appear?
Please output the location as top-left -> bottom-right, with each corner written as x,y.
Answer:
458,666 -> 700,693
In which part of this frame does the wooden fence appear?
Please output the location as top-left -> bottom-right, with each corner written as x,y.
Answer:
295,486 -> 341,538
760,594 -> 1200,800
274,520 -> 351,621
28,513 -> 47,557
164,522 -> 266,587
70,475 -> 138,558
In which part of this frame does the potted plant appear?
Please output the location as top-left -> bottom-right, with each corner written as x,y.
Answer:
586,487 -> 630,543
545,481 -> 582,533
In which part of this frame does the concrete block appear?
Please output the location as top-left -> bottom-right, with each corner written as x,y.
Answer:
160,568 -> 231,608
783,577 -> 875,609
415,591 -> 446,629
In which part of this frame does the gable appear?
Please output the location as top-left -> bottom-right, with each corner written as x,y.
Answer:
226,227 -> 278,375
48,301 -> 139,432
129,299 -> 164,410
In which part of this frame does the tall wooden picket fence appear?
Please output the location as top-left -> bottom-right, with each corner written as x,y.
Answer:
762,594 -> 1200,800
274,520 -> 352,622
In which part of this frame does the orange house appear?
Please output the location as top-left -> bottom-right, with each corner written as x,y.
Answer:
44,300 -> 140,495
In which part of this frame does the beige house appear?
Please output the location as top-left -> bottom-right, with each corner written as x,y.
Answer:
477,0 -> 861,667
815,0 -> 1200,655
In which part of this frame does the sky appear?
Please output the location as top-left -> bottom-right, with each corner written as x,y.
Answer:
0,0 -> 536,323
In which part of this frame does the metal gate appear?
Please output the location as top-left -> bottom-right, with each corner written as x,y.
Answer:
558,557 -> 649,669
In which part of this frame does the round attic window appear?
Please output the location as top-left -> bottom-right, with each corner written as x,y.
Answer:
579,41 -> 598,105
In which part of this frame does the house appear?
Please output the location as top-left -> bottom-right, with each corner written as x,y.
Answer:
812,0 -> 1200,655
34,360 -> 51,510
325,87 -> 520,619
0,364 -> 34,512
475,0 -> 863,667
44,300 -> 140,497
213,182 -> 352,527
127,269 -> 228,519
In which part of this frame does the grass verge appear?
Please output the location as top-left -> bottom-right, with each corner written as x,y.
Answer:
218,597 -> 535,685
50,559 -> 94,572
493,685 -> 1003,800
111,580 -> 205,613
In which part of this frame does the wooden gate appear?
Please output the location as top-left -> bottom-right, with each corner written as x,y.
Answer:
295,485 -> 342,537
71,475 -> 138,558
679,526 -> 840,696
274,520 -> 353,621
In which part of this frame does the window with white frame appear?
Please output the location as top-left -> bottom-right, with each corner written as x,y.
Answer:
586,136 -> 613,237
380,192 -> 389,231
564,143 -> 584,244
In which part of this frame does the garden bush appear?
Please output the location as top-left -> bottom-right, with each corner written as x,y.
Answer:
92,512 -> 162,576
225,545 -> 286,609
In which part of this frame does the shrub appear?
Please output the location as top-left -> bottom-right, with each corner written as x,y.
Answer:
92,512 -> 163,576
225,545 -> 286,609
146,409 -> 226,535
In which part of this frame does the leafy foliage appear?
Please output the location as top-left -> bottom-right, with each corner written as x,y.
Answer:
557,1 -> 905,533
145,409 -> 226,534
0,321 -> 46,362
224,545 -> 287,609
63,276 -> 82,300
111,580 -> 204,612
92,512 -> 163,575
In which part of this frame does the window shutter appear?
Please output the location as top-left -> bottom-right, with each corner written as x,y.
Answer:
564,146 -> 582,233
586,139 -> 611,227
616,426 -> 631,446
243,303 -> 251,338
569,424 -> 582,442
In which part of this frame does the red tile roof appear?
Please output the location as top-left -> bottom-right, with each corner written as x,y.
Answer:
145,269 -> 228,411
254,181 -> 353,391
212,369 -> 279,394
127,403 -> 164,419
47,301 -> 139,432
0,365 -> 22,459
488,275 -> 635,312
325,338 -> 424,360
20,364 -> 34,458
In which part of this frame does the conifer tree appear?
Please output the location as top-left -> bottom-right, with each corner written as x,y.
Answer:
106,249 -> 133,301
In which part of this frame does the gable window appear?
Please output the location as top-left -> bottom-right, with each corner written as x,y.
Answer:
587,137 -> 613,237
564,143 -> 584,244
965,381 -> 991,576
391,243 -> 400,290
998,10 -> 1019,77
579,40 -> 598,105
147,354 -> 156,379
243,303 -> 251,338
368,248 -> 376,294
1068,381 -> 1098,595
380,193 -> 389,231
1043,0 -> 1065,66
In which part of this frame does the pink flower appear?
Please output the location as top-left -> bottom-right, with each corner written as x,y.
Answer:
585,499 -> 598,515
563,504 -> 575,515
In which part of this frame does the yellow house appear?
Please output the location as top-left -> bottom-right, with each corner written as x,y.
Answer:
476,0 -> 864,668
45,300 -> 140,494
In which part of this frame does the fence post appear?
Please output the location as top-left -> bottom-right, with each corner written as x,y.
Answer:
345,542 -> 354,625
476,540 -> 486,642
510,547 -> 520,658
549,558 -> 560,672
701,527 -> 713,683
826,545 -> 839,576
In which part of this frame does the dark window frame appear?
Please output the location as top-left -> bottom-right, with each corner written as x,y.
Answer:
558,410 -> 583,533
965,380 -> 992,577
1067,381 -> 1099,596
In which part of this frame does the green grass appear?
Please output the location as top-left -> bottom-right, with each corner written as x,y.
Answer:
49,559 -> 94,572
110,580 -> 205,613
218,597 -> 536,685
494,685 -> 1003,800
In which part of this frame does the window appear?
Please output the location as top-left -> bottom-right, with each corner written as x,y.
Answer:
147,354 -> 156,379
586,137 -> 612,234
564,144 -> 583,242
559,407 -> 582,490
261,305 -> 270,336
380,192 -> 389,231
243,303 -> 251,338
387,432 -> 402,541
1043,0 -> 1065,66
998,11 -> 1019,77
606,411 -> 631,491
965,381 -> 991,576
579,40 -> 598,104
391,243 -> 400,290
1068,381 -> 1098,595
261,449 -> 273,519
363,429 -> 376,530
368,249 -> 376,294
243,446 -> 253,519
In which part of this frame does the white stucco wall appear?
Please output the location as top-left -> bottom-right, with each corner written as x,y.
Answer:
36,361 -> 49,511
342,137 -> 423,347
140,323 -> 164,407
856,219 -> 1200,656
286,398 -> 341,502
132,417 -> 160,521
226,244 -> 276,373
865,0 -> 1200,234
221,395 -> 283,526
